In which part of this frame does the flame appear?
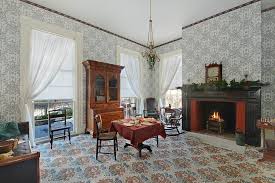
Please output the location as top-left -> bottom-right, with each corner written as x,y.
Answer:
209,112 -> 223,122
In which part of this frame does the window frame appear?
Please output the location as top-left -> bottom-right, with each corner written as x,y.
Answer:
20,16 -> 84,135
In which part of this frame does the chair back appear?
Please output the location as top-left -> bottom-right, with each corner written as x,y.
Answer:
48,109 -> 67,130
169,108 -> 183,123
94,114 -> 103,137
145,98 -> 157,112
174,108 -> 182,118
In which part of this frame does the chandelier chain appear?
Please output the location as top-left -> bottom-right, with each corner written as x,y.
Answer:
143,0 -> 160,70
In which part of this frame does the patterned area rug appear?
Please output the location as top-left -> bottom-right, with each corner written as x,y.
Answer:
35,134 -> 275,183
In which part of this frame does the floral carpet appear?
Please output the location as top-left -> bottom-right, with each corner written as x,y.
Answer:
35,134 -> 275,183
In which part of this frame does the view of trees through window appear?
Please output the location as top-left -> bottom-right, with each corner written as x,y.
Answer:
34,100 -> 73,139
165,89 -> 182,108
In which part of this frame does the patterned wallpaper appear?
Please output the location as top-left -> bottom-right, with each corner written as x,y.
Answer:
0,0 -> 155,122
182,2 -> 262,84
156,40 -> 182,54
0,0 -> 273,123
261,9 -> 275,118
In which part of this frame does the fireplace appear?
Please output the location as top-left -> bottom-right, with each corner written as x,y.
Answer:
190,100 -> 245,133
182,89 -> 261,146
201,102 -> 236,134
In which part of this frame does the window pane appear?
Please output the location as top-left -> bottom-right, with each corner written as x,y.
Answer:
119,53 -> 138,98
95,75 -> 105,102
34,100 -> 74,139
165,89 -> 182,108
34,102 -> 48,138
169,55 -> 182,89
34,30 -> 75,100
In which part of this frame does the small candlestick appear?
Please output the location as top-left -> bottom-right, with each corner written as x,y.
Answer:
244,74 -> 248,81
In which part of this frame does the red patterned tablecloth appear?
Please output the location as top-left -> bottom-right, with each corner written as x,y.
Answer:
110,118 -> 166,148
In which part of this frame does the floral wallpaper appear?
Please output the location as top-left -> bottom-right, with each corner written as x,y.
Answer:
155,40 -> 182,54
261,9 -> 275,118
0,0 -> 273,124
181,2 -> 262,84
0,0 -> 155,122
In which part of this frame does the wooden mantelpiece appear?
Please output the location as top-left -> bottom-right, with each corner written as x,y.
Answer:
182,87 -> 261,146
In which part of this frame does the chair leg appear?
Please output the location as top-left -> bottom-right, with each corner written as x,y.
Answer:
96,139 -> 99,160
64,130 -> 66,140
156,136 -> 159,147
114,139 -> 117,160
99,140 -> 102,152
116,139 -> 118,151
176,126 -> 180,135
50,132 -> 53,149
68,129 -> 70,142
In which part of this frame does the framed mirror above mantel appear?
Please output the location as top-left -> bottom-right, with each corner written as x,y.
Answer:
205,63 -> 222,83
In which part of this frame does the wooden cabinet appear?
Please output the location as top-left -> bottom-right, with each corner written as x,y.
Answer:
83,60 -> 124,137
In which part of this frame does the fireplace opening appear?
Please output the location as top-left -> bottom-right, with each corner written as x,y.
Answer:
200,102 -> 236,134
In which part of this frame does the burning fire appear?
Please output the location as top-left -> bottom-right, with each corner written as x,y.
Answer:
209,112 -> 224,122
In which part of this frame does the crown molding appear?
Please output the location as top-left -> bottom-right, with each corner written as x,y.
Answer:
154,38 -> 182,49
262,6 -> 275,13
19,0 -> 148,48
182,0 -> 260,30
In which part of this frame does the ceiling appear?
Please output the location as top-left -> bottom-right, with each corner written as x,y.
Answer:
28,0 -> 254,46
262,0 -> 275,10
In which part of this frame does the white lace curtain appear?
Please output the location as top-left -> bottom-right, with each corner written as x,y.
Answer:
159,52 -> 182,107
119,48 -> 145,114
21,30 -> 75,146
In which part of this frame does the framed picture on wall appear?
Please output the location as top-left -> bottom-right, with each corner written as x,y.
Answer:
205,63 -> 222,83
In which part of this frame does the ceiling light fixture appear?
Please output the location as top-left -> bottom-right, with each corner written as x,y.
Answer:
143,0 -> 160,70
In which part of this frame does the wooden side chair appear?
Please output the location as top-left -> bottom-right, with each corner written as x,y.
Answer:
95,114 -> 118,160
48,109 -> 71,149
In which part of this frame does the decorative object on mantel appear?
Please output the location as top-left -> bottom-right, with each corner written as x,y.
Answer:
190,79 -> 269,91
205,63 -> 222,83
142,0 -> 160,70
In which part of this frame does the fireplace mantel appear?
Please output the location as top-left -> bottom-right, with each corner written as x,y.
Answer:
182,88 -> 261,146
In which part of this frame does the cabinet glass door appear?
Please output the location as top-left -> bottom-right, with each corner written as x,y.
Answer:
95,74 -> 105,102
108,76 -> 118,101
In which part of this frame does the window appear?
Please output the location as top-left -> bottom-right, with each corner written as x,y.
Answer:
34,38 -> 75,100
118,47 -> 143,117
164,51 -> 182,108
120,59 -> 137,98
34,99 -> 73,139
165,89 -> 182,108
20,17 -> 83,145
32,30 -> 75,140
